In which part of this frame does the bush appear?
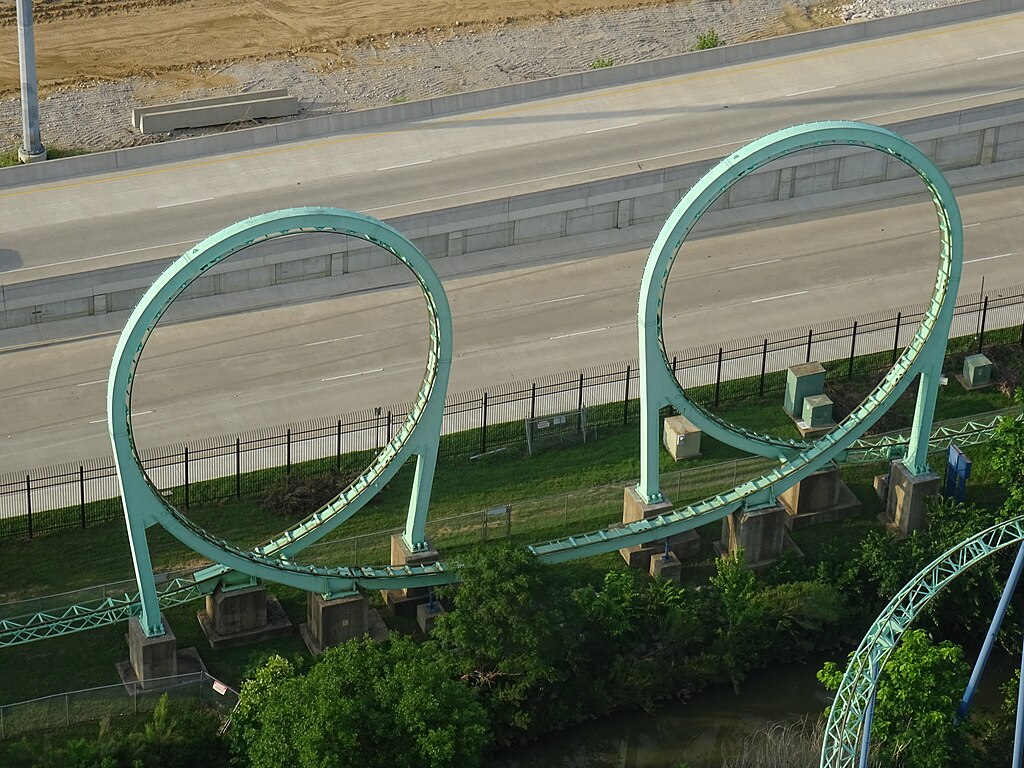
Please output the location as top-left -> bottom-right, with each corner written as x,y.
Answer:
694,29 -> 724,50
260,468 -> 358,517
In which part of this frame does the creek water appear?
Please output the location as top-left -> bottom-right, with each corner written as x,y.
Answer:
497,655 -> 833,768
497,648 -> 1016,768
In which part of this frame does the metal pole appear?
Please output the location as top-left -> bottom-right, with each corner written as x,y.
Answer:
848,321 -> 858,379
387,410 -> 392,443
235,438 -> 241,498
26,475 -> 32,538
622,365 -> 631,426
978,296 -> 989,352
286,429 -> 291,474
714,348 -> 723,408
759,338 -> 768,397
958,542 -> 1024,721
79,465 -> 86,528
16,0 -> 46,162
858,659 -> 879,768
805,329 -> 813,363
183,447 -> 189,510
892,312 -> 902,366
530,382 -> 536,420
1014,617 -> 1024,768
577,372 -> 584,413
481,393 -> 488,454
336,420 -> 342,469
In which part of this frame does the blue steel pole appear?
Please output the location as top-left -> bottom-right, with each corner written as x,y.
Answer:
858,659 -> 879,768
957,542 -> 1024,721
1013,619 -> 1024,768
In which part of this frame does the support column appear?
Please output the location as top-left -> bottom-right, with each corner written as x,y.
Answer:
198,583 -> 293,649
720,504 -> 788,568
382,534 -> 440,616
884,459 -> 941,535
300,592 -> 387,655
620,487 -> 699,569
779,466 -> 861,529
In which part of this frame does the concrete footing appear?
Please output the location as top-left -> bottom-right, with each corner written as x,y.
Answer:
650,551 -> 682,584
780,467 -> 861,529
719,504 -> 789,568
197,583 -> 293,649
117,614 -> 208,691
620,487 -> 700,568
884,460 -> 941,535
416,601 -> 446,634
381,535 -> 440,616
300,592 -> 388,656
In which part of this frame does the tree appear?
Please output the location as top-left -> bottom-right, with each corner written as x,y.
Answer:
818,630 -> 976,768
431,545 -> 590,740
231,637 -> 490,768
991,391 -> 1024,514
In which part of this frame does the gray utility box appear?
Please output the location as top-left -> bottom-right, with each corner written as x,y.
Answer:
802,394 -> 833,428
961,354 -> 993,389
784,362 -> 825,418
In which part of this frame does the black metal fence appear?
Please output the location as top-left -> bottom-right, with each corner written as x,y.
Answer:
3,284 -> 1023,543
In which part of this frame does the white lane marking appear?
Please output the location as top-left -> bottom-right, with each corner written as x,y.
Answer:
786,85 -> 836,97
965,252 -> 1014,264
931,222 -> 981,233
156,197 -> 215,209
586,122 -> 639,134
549,327 -> 608,340
729,258 -> 781,271
4,240 -> 196,275
89,410 -> 151,424
751,290 -> 808,304
377,159 -> 431,171
859,86 -> 1024,121
533,294 -> 586,305
304,334 -> 362,347
978,49 -> 1024,60
321,368 -> 384,382
76,379 -> 106,387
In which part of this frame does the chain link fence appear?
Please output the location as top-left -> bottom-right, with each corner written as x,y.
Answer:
0,672 -> 238,741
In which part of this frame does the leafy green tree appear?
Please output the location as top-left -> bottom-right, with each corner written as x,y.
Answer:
992,391 -> 1024,513
818,630 -> 975,768
432,545 -> 590,740
231,637 -> 489,768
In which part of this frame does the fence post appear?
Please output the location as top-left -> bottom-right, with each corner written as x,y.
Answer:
714,348 -> 723,408
286,429 -> 292,475
805,329 -> 813,363
978,296 -> 989,352
848,321 -> 858,379
759,339 -> 768,397
622,365 -> 631,426
387,410 -> 393,443
892,312 -> 902,366
65,693 -> 70,727
183,447 -> 189,510
235,438 -> 241,498
577,372 -> 585,413
336,420 -> 342,470
481,393 -> 488,454
530,383 -> 536,420
26,475 -> 32,539
79,465 -> 86,528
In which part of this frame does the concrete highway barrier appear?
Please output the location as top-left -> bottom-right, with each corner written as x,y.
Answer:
0,0 -> 1021,188
131,89 -> 295,133
2,99 -> 1022,332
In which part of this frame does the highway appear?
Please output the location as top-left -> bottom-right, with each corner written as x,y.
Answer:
1,11 -> 1024,283
0,177 -> 1021,471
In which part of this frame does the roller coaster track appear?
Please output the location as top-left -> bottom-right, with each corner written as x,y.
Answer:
1,121 -> 975,650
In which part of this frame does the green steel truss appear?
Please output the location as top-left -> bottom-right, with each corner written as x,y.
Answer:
819,515 -> 1024,767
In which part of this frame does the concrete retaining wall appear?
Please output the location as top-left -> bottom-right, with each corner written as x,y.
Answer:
3,99 -> 1022,332
0,0 -> 1021,189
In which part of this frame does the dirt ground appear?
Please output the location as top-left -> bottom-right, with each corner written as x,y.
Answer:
0,0 -> 718,96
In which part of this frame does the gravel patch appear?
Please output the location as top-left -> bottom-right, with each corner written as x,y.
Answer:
0,0 -> 973,152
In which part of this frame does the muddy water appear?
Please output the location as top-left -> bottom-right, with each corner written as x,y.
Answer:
498,656 -> 833,768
